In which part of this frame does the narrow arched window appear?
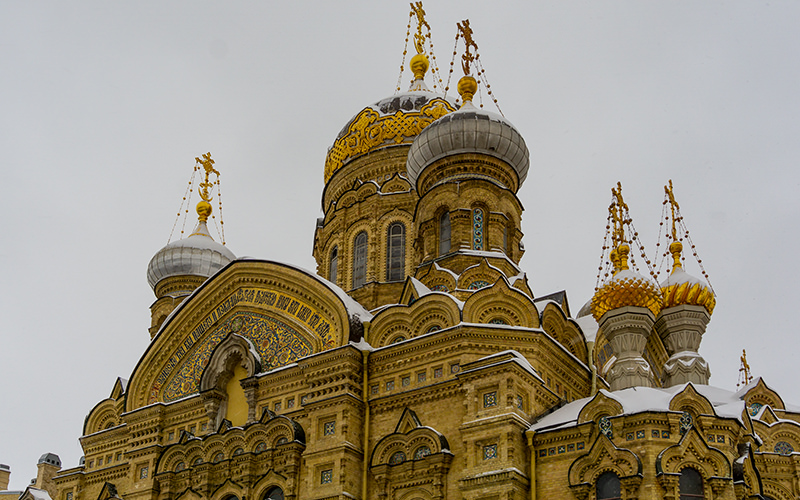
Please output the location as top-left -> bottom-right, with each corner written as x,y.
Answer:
596,472 -> 621,500
263,487 -> 284,500
386,223 -> 405,281
439,211 -> 451,255
353,232 -> 368,288
679,468 -> 704,499
472,207 -> 484,250
329,246 -> 338,283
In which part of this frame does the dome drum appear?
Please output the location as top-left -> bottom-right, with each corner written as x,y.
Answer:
406,106 -> 529,193
413,153 -> 523,196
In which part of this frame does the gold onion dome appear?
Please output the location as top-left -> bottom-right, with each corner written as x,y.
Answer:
590,244 -> 664,321
146,201 -> 235,291
659,241 -> 716,314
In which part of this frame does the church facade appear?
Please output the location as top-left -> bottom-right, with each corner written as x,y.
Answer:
18,9 -> 800,500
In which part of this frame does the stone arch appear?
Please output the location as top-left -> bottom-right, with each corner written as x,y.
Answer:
568,433 -> 642,498
576,391 -> 624,425
541,302 -> 589,364
83,399 -> 119,436
762,480 -> 794,500
252,471 -> 292,500
462,276 -> 539,328
369,294 -> 461,347
752,418 -> 800,456
380,173 -> 412,194
355,180 -> 379,202
378,208 -> 413,282
416,262 -> 457,292
457,259 -> 503,292
210,479 -> 245,500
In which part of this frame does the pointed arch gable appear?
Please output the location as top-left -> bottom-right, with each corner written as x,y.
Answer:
457,258 -> 503,292
370,408 -> 451,467
568,433 -> 642,489
577,391 -> 624,425
656,427 -> 731,479
669,383 -> 716,417
742,378 -> 786,411
462,276 -> 539,328
127,260 -> 365,411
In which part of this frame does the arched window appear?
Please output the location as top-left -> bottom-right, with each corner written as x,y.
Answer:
329,246 -> 338,283
386,223 -> 405,281
596,471 -> 621,500
679,468 -> 704,499
263,487 -> 284,500
472,207 -> 484,250
439,211 -> 451,255
353,232 -> 368,288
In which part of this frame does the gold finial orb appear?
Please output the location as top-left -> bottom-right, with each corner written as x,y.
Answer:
457,75 -> 478,103
616,244 -> 630,273
196,200 -> 213,222
410,53 -> 429,81
669,240 -> 683,272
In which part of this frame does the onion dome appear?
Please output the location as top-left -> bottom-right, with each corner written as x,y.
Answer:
659,241 -> 716,314
590,244 -> 663,321
405,75 -> 530,192
147,200 -> 235,291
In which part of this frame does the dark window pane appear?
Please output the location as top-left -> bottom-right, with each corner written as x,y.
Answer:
329,246 -> 338,283
596,472 -> 621,500
439,212 -> 451,255
679,468 -> 704,499
387,223 -> 405,281
353,232 -> 368,288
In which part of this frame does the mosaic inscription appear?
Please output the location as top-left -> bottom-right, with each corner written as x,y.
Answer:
150,287 -> 334,403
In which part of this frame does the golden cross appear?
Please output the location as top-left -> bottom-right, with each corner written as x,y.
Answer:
610,182 -> 628,248
457,19 -> 478,75
665,179 -> 680,240
410,2 -> 429,54
195,152 -> 219,202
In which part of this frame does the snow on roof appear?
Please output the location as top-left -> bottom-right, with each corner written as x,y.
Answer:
410,277 -> 432,297
24,487 -> 52,500
457,250 -> 523,273
574,315 -> 599,342
531,384 -> 747,432
659,266 -> 708,289
463,350 -> 543,382
349,338 -> 375,352
433,262 -> 459,280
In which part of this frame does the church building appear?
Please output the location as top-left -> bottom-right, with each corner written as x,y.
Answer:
7,6 -> 800,500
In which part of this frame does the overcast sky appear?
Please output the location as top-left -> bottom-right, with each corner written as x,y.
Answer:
1,1 -> 798,490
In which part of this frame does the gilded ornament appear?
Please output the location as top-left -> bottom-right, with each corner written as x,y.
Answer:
324,99 -> 456,181
590,272 -> 663,321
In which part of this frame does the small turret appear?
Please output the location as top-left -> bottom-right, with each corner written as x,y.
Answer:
407,20 -> 529,278
146,154 -> 235,337
591,183 -> 662,391
654,180 -> 714,386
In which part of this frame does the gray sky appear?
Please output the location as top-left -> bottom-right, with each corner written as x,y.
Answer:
2,1 -> 798,490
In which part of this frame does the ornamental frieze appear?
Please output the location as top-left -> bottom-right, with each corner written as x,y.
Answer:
324,98 -> 455,182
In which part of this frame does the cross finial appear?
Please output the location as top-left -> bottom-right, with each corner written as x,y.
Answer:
457,19 -> 478,76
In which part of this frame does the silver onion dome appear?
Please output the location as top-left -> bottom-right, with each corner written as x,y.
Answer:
146,220 -> 235,291
406,101 -> 529,190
